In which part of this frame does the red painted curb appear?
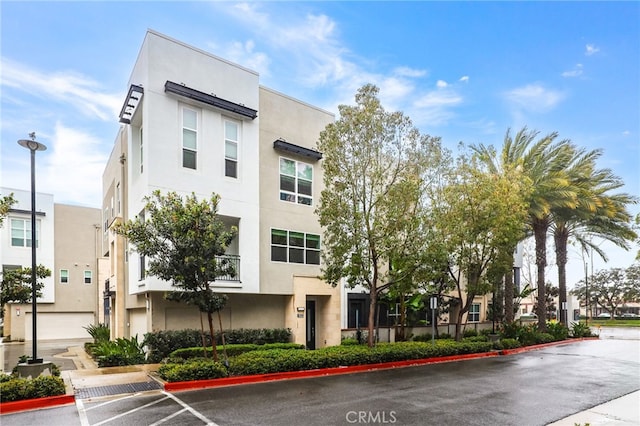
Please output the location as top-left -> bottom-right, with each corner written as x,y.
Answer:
0,394 -> 75,415
164,351 -> 500,392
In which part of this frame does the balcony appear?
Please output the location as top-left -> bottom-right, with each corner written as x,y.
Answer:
214,254 -> 240,282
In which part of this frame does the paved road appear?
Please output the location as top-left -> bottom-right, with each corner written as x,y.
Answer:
2,339 -> 639,425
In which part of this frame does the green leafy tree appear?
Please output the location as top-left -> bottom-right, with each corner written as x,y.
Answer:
0,193 -> 16,227
316,84 -> 441,347
571,266 -> 636,317
1,265 -> 50,319
428,151 -> 530,340
114,191 -> 236,361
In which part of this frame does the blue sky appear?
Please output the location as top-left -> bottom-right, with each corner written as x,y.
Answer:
1,1 -> 638,286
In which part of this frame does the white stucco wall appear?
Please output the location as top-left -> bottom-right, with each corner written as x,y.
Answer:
1,188 -> 55,303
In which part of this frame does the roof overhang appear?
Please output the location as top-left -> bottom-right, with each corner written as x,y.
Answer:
273,139 -> 322,161
119,84 -> 144,124
164,81 -> 258,120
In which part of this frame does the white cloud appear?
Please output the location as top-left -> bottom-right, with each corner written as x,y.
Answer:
38,123 -> 109,207
622,130 -> 630,136
436,80 -> 448,88
225,40 -> 271,77
585,44 -> 600,56
394,67 -> 427,78
562,63 -> 583,78
459,76 -> 469,83
504,84 -> 566,113
0,57 -> 122,121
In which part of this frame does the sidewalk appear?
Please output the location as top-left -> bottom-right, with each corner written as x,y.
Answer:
547,391 -> 640,426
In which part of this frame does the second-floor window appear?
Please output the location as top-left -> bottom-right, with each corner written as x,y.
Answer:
224,120 -> 239,178
60,269 -> 69,284
84,270 -> 92,284
279,158 -> 313,206
182,107 -> 198,170
10,218 -> 39,248
271,229 -> 320,265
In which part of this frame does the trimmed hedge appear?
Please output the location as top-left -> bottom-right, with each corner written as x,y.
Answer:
159,340 -> 494,382
170,343 -> 304,359
158,359 -> 228,382
0,376 -> 66,402
143,328 -> 292,363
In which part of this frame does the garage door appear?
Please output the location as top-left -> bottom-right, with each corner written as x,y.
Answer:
24,312 -> 94,340
129,309 -> 147,341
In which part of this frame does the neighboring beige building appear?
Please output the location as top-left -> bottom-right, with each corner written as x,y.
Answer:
1,188 -> 102,340
102,30 -> 339,348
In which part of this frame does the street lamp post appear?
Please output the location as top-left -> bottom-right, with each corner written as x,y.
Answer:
18,133 -> 46,364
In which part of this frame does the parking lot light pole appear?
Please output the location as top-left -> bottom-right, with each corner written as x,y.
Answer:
18,133 -> 46,364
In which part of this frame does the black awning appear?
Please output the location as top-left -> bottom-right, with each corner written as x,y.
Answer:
165,81 -> 257,120
273,139 -> 322,161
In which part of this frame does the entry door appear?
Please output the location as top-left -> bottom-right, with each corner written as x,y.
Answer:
306,300 -> 316,350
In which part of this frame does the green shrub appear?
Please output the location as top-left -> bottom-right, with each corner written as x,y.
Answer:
143,328 -> 292,363
546,322 -> 569,341
143,329 -> 212,363
158,359 -> 228,382
479,329 -> 494,336
170,343 -> 304,359
500,322 -> 521,339
0,376 -> 66,402
463,335 -> 488,343
412,333 -> 432,342
93,335 -> 146,367
498,338 -> 521,350
340,338 -> 361,346
463,329 -> 478,338
437,333 -> 452,339
535,333 -> 555,344
570,322 -> 593,338
84,323 -> 110,343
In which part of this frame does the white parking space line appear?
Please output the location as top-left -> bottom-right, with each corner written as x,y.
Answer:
149,407 -> 189,425
75,398 -> 90,426
92,395 -> 170,426
162,391 -> 219,426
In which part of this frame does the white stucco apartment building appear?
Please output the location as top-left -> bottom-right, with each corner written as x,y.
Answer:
102,30 -> 340,349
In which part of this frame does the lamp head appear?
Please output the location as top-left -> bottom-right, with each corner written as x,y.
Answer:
18,139 -> 47,152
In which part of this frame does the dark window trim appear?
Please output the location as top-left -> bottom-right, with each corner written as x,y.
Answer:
273,139 -> 322,161
165,81 -> 257,120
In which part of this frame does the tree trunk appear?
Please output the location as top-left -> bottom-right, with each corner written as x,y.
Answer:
207,311 -> 219,361
554,227 -> 568,326
533,218 -> 548,331
199,312 -> 208,359
368,289 -> 377,347
217,310 -> 228,365
504,267 -> 514,323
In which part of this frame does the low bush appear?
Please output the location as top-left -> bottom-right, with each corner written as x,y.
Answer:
570,322 -> 593,338
0,376 -> 66,402
546,322 -> 569,341
92,336 -> 146,367
437,333 -> 452,339
412,333 -> 432,342
498,338 -> 521,350
463,335 -> 489,343
84,323 -> 110,343
535,333 -> 555,344
170,343 -> 304,359
463,329 -> 478,338
158,359 -> 228,382
143,328 -> 292,363
340,338 -> 361,346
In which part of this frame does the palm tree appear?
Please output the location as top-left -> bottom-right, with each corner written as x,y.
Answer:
551,150 -> 638,325
473,127 -> 577,329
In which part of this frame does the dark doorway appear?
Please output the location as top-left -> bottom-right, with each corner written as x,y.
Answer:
306,300 -> 316,350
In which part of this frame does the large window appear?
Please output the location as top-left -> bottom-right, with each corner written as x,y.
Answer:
469,303 -> 480,322
224,120 -> 239,178
279,158 -> 313,206
182,107 -> 198,169
271,229 -> 320,265
60,269 -> 69,284
10,218 -> 39,248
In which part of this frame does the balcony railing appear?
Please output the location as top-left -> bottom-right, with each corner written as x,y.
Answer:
214,254 -> 240,282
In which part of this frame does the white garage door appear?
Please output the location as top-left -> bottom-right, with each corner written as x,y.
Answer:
129,308 -> 147,341
24,312 -> 94,340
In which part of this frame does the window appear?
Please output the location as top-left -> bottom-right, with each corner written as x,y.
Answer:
224,120 -> 239,178
10,218 -> 39,248
60,269 -> 69,284
139,255 -> 146,280
182,107 -> 198,169
84,270 -> 92,284
116,183 -> 121,214
469,303 -> 480,322
271,229 -> 320,265
279,158 -> 313,205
